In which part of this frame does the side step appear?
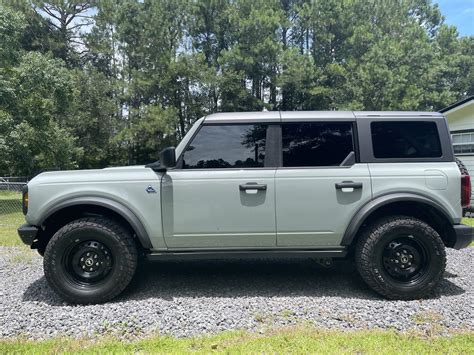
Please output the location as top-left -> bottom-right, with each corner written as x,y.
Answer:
146,248 -> 347,262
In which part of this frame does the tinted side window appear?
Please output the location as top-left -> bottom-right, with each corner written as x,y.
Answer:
282,123 -> 354,167
371,121 -> 442,159
182,124 -> 266,169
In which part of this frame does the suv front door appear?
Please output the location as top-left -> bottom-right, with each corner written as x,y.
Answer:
162,123 -> 277,249
275,121 -> 372,247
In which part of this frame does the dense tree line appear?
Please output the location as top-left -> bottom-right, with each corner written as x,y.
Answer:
0,0 -> 472,176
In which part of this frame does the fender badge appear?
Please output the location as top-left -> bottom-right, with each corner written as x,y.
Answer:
146,185 -> 157,194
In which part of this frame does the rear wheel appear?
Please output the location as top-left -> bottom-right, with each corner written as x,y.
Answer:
355,216 -> 446,300
43,217 -> 137,304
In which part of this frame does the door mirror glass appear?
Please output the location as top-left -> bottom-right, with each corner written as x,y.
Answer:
160,147 -> 176,169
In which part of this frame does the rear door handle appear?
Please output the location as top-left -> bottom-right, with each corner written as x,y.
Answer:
335,181 -> 363,189
239,183 -> 267,191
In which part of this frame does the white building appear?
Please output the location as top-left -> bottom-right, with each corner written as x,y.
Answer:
440,96 -> 474,210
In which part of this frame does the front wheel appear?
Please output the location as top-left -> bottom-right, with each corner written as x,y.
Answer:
43,217 -> 138,304
355,216 -> 446,300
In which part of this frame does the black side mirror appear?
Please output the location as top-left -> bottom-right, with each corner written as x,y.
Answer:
146,146 -> 176,172
159,147 -> 176,169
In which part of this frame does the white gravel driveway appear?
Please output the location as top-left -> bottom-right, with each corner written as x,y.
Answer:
0,247 -> 472,339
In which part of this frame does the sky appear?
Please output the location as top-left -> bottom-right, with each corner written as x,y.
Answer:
436,0 -> 474,36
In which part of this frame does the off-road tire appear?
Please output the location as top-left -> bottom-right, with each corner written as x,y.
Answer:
355,216 -> 446,300
44,217 -> 137,304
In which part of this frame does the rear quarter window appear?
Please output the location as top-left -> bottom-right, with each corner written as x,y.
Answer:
371,121 -> 442,159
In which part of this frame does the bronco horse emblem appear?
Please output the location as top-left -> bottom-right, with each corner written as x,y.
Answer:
145,185 -> 157,194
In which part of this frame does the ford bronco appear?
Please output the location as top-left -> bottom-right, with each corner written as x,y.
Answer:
18,111 -> 473,304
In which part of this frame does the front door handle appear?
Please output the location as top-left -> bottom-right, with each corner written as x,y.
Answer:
335,181 -> 363,189
239,183 -> 267,191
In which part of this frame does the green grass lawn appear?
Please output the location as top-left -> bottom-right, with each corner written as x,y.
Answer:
462,217 -> 474,227
0,190 -> 24,246
462,218 -> 474,246
0,190 -> 23,199
0,328 -> 472,354
0,213 -> 24,247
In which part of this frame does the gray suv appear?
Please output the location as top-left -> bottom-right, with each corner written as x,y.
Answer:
18,111 -> 473,304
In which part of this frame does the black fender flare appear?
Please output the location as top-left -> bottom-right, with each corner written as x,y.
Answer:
38,196 -> 153,249
341,192 -> 455,246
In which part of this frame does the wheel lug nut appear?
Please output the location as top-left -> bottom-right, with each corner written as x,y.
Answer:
96,262 -> 99,266
396,252 -> 400,256
409,255 -> 413,259
395,260 -> 399,263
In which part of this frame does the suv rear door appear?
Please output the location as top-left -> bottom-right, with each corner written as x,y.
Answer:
275,114 -> 372,247
162,119 -> 278,249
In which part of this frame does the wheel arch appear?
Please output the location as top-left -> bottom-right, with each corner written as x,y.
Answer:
35,197 -> 153,252
342,193 -> 457,248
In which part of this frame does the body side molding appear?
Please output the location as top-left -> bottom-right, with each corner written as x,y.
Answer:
38,197 -> 153,249
341,192 -> 456,246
